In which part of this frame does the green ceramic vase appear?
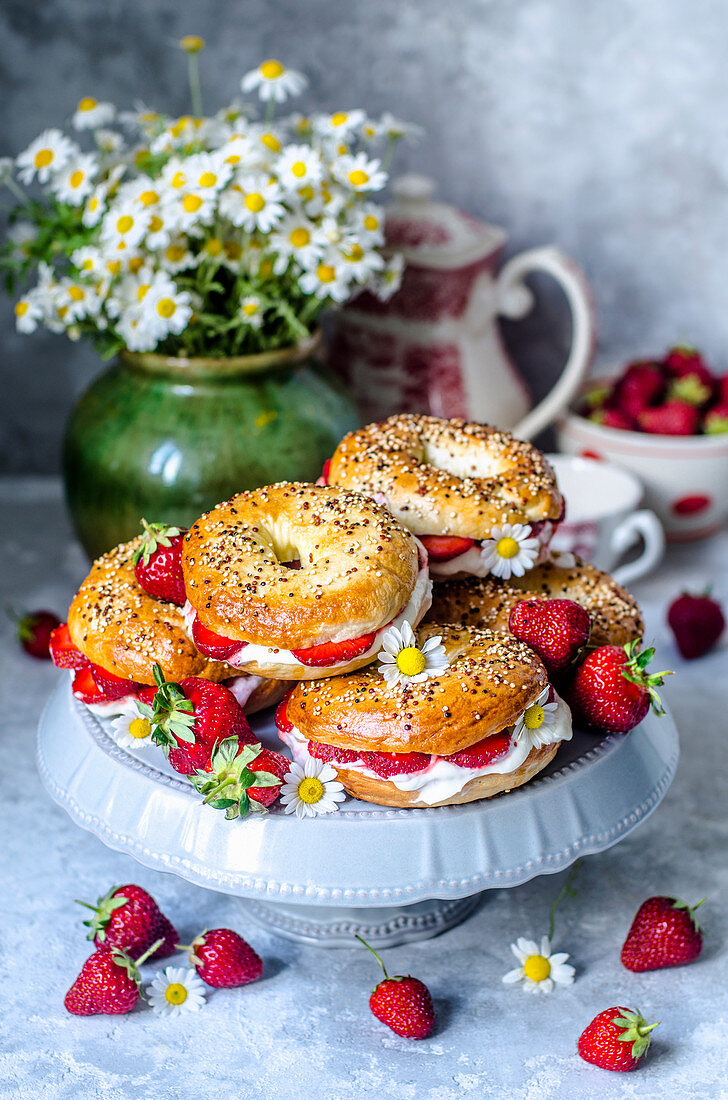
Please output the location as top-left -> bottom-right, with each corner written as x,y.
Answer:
63,333 -> 359,559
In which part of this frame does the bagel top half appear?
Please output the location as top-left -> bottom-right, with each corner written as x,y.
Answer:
427,552 -> 644,647
286,624 -> 548,756
68,537 -> 236,685
182,482 -> 422,650
326,414 -> 564,539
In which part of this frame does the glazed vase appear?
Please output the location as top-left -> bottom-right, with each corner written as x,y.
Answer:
63,333 -> 359,559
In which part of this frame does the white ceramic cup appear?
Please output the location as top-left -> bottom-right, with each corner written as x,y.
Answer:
547,454 -> 665,585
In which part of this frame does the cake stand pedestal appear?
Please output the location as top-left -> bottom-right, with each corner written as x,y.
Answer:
37,681 -> 678,948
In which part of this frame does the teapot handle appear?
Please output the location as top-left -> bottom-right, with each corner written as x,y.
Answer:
495,246 -> 596,440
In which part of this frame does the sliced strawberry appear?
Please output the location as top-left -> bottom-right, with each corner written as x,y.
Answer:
320,458 -> 331,484
191,617 -> 247,661
308,739 -> 359,764
90,663 -> 142,700
72,666 -> 107,704
360,751 -> 431,777
292,631 -> 377,667
137,685 -> 157,706
248,748 -> 290,807
50,622 -> 88,670
274,693 -> 294,734
419,535 -> 476,562
445,731 -> 513,768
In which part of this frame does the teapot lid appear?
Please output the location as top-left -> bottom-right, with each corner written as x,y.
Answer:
385,174 -> 506,270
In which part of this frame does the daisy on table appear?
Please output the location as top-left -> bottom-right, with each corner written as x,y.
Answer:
503,936 -> 575,995
147,967 -> 207,1017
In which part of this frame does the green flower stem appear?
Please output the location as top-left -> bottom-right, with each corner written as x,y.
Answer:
187,52 -> 203,118
547,858 -> 582,942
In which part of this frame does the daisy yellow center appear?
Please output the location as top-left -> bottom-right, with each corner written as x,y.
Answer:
199,172 -> 217,188
331,112 -> 348,127
35,149 -> 53,168
226,154 -> 241,165
137,284 -> 150,301
129,717 -> 151,740
242,302 -> 259,315
224,241 -> 242,260
139,190 -> 158,206
291,160 -> 307,178
337,143 -> 348,156
523,703 -> 545,730
364,215 -> 379,230
88,198 -> 100,211
129,257 -> 143,273
348,169 -> 369,187
300,185 -> 315,202
157,298 -> 176,318
260,59 -> 284,79
69,171 -> 85,189
166,245 -> 186,262
148,215 -> 163,232
317,263 -> 336,284
261,133 -> 281,152
289,227 -> 310,247
106,260 -> 121,275
204,238 -> 222,256
523,954 -> 551,982
259,259 -> 273,277
345,243 -> 364,262
164,982 -> 188,1004
496,536 -> 520,559
78,97 -> 97,111
180,35 -> 204,53
171,171 -> 186,189
245,192 -> 266,212
116,215 -> 134,234
298,777 -> 324,804
81,259 -> 94,270
15,301 -> 28,316
395,646 -> 426,676
183,194 -> 203,213
68,286 -> 85,301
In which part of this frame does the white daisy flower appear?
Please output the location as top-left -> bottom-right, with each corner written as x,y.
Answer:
480,523 -> 539,580
347,203 -> 386,246
82,182 -> 111,228
110,700 -> 154,749
185,151 -> 232,196
100,203 -> 147,252
72,97 -> 116,131
275,144 -> 323,190
280,758 -> 346,819
371,254 -> 404,302
114,308 -> 158,352
239,295 -> 265,328
338,238 -> 384,282
502,936 -> 575,994
298,255 -> 353,302
241,59 -> 307,103
333,151 -> 387,193
219,134 -> 260,171
513,687 -> 564,750
218,176 -> 285,233
13,291 -> 44,334
142,275 -> 193,338
314,109 -> 366,138
162,188 -> 216,235
160,238 -> 196,274
378,622 -> 449,689
94,128 -> 125,155
54,277 -> 101,323
52,153 -> 97,206
147,966 -> 207,1017
375,112 -> 424,143
270,213 -> 323,273
16,128 -> 77,185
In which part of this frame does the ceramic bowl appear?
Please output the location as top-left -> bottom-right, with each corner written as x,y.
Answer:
556,378 -> 728,541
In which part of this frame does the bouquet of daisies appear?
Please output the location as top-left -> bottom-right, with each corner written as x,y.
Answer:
0,38 -> 414,358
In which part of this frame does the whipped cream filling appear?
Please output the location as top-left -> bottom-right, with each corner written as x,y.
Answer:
183,560 -> 432,674
429,522 -> 555,578
68,669 -> 138,718
226,674 -> 264,707
279,693 -> 572,806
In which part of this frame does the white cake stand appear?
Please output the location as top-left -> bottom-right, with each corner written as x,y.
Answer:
37,681 -> 678,948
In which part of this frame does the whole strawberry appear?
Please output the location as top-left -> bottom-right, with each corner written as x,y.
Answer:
568,641 -> 672,734
64,939 -> 161,1016
509,599 -> 591,674
621,896 -> 704,972
638,400 -> 699,436
578,1006 -> 658,1072
667,590 -> 725,660
704,403 -> 728,434
357,935 -> 435,1040
189,737 -> 286,818
77,883 -> 178,960
143,664 -> 256,775
589,407 -> 635,431
13,609 -> 61,659
185,928 -> 263,988
614,361 -> 665,419
132,520 -> 187,606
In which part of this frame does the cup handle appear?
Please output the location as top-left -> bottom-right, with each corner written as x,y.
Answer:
610,510 -> 665,586
496,246 -> 596,440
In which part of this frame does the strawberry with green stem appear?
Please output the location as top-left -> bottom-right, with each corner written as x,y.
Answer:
568,640 -> 673,734
76,883 -> 178,960
64,938 -> 162,1016
132,519 -> 187,606
356,935 -> 435,1039
578,1007 -> 659,1071
190,737 -> 286,820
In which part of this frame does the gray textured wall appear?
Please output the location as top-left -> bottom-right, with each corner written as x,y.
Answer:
2,0 -> 727,472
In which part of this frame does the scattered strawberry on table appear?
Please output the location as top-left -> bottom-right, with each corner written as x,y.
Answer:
356,935 -> 435,1039
64,939 -> 162,1016
621,896 -> 705,972
183,928 -> 263,988
12,608 -> 60,658
582,344 -> 728,435
77,884 -> 178,960
509,598 -> 591,675
667,590 -> 725,660
132,520 -> 187,606
567,640 -> 673,734
578,1007 -> 659,1072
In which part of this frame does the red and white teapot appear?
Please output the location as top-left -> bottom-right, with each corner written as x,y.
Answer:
329,175 -> 596,439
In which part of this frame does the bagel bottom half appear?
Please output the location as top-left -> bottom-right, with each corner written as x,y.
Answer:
331,742 -> 559,808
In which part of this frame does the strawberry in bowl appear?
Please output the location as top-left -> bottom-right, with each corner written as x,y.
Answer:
557,345 -> 728,540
